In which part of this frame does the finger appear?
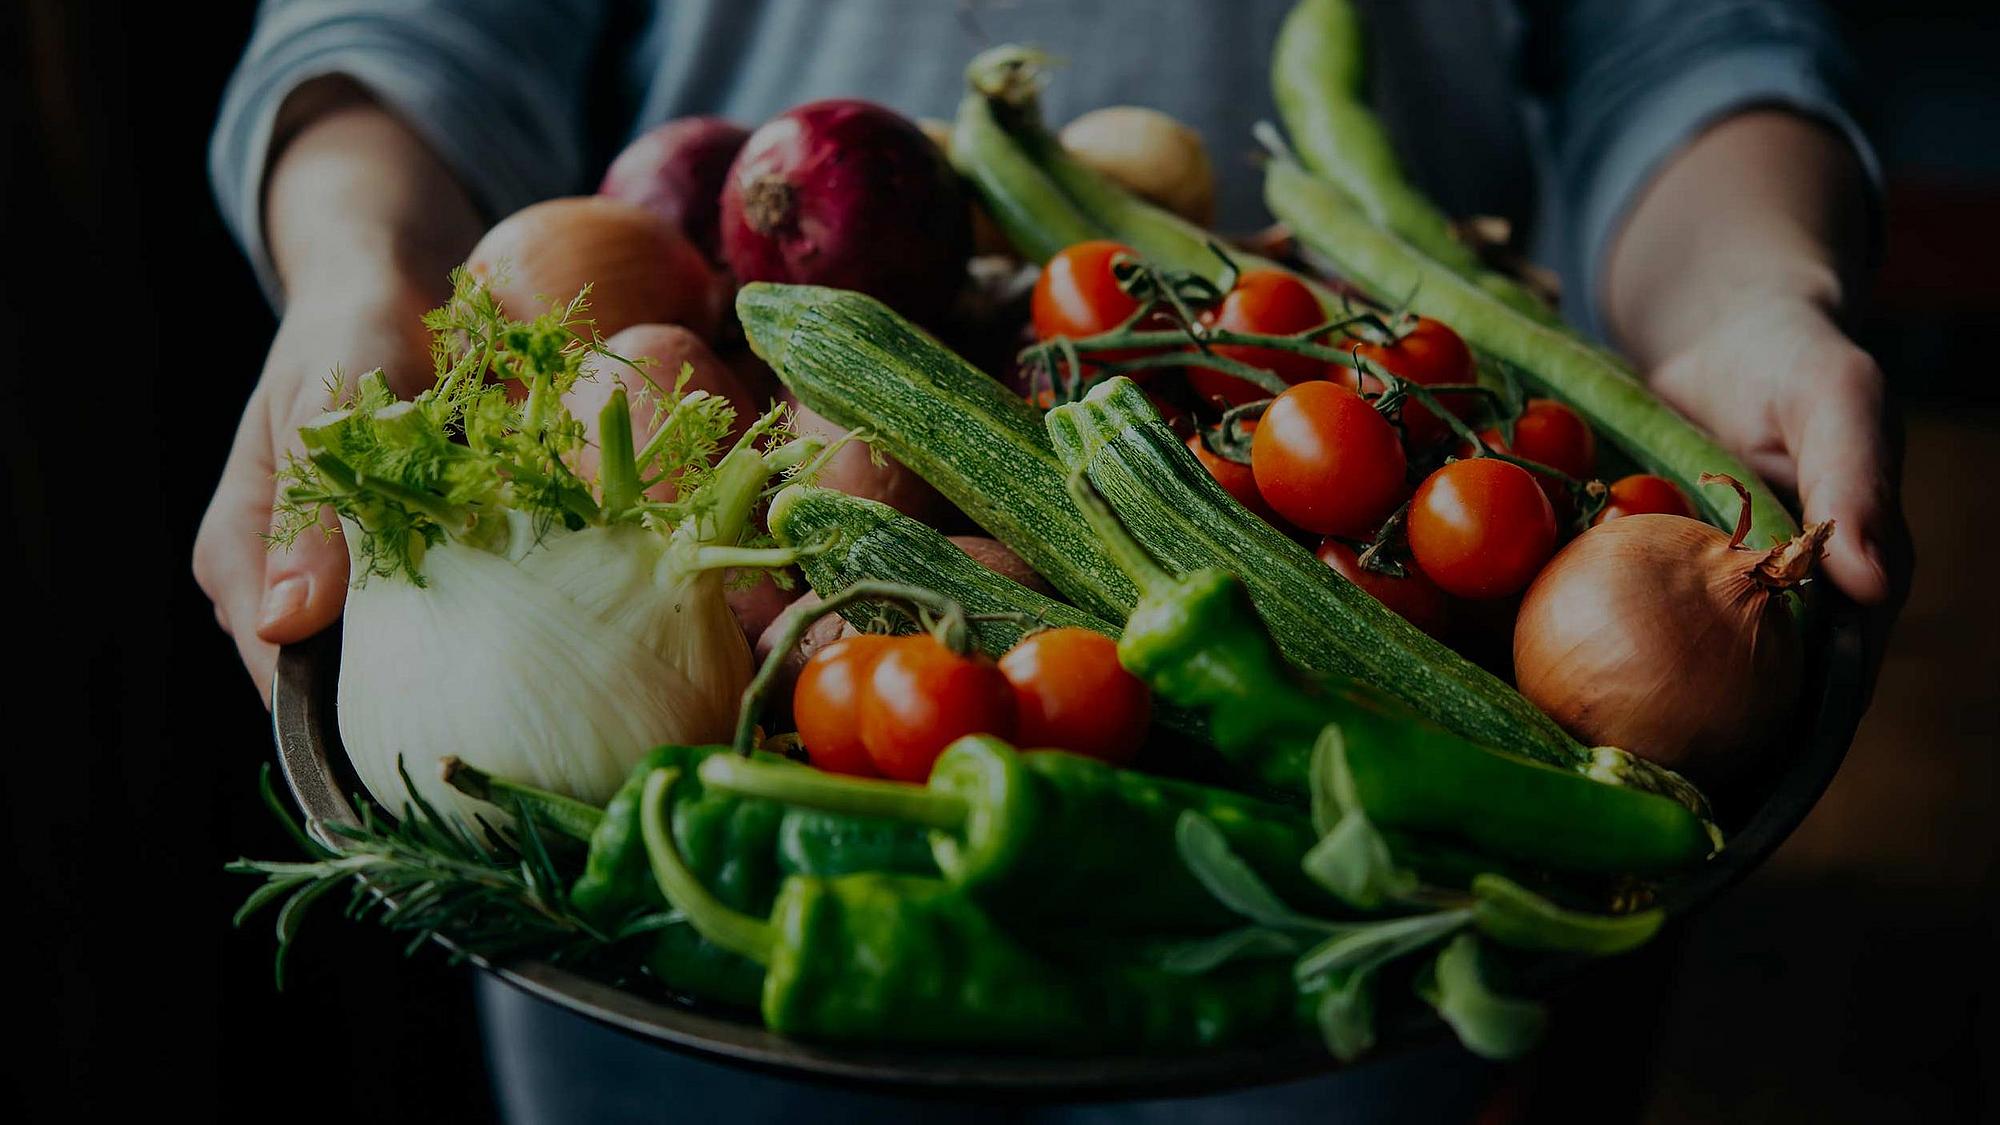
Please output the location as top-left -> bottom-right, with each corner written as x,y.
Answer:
1786,356 -> 1899,606
194,390 -> 286,703
254,382 -> 355,646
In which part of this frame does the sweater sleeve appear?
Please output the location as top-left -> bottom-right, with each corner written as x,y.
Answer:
209,0 -> 611,305
1519,0 -> 1881,339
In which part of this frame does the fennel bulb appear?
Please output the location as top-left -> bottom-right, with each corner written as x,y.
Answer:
274,275 -> 819,824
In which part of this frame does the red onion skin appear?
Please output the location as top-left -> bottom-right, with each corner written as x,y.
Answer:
599,117 -> 749,264
720,99 -> 971,325
1512,513 -> 1807,786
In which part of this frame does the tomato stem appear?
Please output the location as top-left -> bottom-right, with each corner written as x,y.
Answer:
1356,501 -> 1413,578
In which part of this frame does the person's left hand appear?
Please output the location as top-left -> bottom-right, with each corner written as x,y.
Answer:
1645,291 -> 1911,616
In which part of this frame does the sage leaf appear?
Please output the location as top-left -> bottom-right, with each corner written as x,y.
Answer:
1415,933 -> 1548,1060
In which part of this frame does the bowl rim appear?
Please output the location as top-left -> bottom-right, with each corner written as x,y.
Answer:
268,592 -> 1868,1098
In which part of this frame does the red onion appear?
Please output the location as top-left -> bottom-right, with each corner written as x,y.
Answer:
1512,475 -> 1831,786
720,99 -> 971,324
599,117 -> 749,264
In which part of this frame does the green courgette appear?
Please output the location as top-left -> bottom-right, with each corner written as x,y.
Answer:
1047,377 -> 1708,811
736,282 -> 1136,622
1265,158 -> 1798,547
768,483 -> 1114,653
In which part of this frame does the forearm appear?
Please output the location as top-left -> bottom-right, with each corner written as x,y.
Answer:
264,79 -> 483,306
1602,109 -> 1874,367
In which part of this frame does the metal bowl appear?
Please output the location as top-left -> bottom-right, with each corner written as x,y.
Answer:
269,595 -> 1868,1099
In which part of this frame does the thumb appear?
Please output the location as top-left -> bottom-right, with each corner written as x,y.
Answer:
1787,351 -> 1903,607
253,389 -> 353,646
254,509 -> 351,646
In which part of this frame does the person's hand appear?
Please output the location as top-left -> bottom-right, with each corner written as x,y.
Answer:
193,278 -> 437,702
193,92 -> 480,702
1603,110 -> 1912,637
1646,292 -> 1908,609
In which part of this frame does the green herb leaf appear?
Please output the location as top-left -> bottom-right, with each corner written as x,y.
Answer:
1308,724 -> 1354,835
1294,908 -> 1472,986
1302,812 -> 1419,911
1175,811 -> 1339,934
1471,874 -> 1665,956
227,757 -> 612,989
1153,926 -> 1302,976
1415,933 -> 1548,1060
1315,967 -> 1378,1062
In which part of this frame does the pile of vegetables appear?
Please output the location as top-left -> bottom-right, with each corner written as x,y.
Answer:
232,0 -> 1836,1074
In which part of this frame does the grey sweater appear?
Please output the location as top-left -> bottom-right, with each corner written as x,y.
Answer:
211,0 -> 1872,338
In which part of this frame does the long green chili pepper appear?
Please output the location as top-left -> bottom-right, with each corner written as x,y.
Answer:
698,734 -> 1334,933
1061,472 -> 1717,876
637,767 -> 1312,1048
1269,0 -> 1558,324
446,748 -> 934,1007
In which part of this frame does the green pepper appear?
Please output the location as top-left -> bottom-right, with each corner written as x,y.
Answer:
700,735 -> 1334,934
1066,476 -> 1717,876
638,767 -> 1310,1048
444,748 -> 936,1008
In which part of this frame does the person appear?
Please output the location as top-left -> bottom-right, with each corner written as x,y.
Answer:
195,0 -> 1910,1119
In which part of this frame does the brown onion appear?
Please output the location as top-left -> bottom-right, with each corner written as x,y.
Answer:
1512,475 -> 1831,786
467,197 -> 723,340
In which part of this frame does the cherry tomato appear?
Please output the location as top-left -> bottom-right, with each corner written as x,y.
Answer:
998,628 -> 1152,765
860,635 -> 1016,781
1251,381 -> 1408,537
1594,473 -> 1695,524
1343,317 -> 1476,449
1188,424 -> 1279,521
792,634 -> 895,777
1314,540 -> 1449,638
1478,398 -> 1596,482
1033,240 -> 1144,343
1190,270 -> 1328,406
1406,458 -> 1557,599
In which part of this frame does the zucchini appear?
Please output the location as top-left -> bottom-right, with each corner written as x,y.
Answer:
768,483 -> 1115,653
736,282 -> 1136,622
1265,158 -> 1798,547
1047,377 -> 1708,810
767,484 -> 1207,741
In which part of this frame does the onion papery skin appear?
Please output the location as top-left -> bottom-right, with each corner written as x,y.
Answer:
466,196 -> 724,340
337,523 -> 740,826
1512,513 -> 1808,785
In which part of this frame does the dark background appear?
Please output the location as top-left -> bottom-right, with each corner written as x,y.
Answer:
3,2 -> 1992,1122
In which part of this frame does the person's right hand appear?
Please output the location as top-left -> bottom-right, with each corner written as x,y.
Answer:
193,278 -> 436,702
193,90 -> 482,702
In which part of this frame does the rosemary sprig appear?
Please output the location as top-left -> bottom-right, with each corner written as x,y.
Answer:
228,763 -> 636,989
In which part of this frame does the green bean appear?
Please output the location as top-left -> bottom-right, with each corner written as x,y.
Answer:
1270,0 -> 1560,325
1265,157 -> 1798,546
949,90 -> 1103,263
